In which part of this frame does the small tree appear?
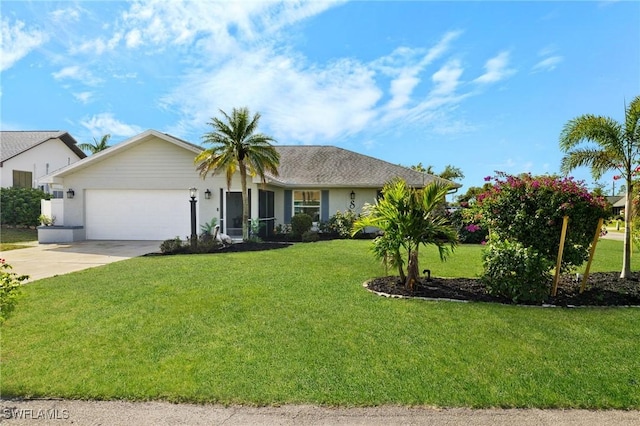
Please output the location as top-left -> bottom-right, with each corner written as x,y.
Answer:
352,179 -> 458,290
474,173 -> 609,271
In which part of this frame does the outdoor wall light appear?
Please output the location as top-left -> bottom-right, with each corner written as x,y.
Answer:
350,190 -> 356,200
204,189 -> 212,199
66,188 -> 75,199
189,187 -> 197,199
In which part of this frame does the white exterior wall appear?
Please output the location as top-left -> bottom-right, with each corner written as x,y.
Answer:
59,136 -> 224,232
327,187 -> 379,216
1,138 -> 82,188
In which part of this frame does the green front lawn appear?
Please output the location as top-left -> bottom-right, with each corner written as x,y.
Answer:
0,227 -> 38,251
1,240 -> 639,408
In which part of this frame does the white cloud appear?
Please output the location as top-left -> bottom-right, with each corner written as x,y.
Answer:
163,47 -> 382,143
52,65 -> 103,86
0,18 -> 48,71
474,51 -> 516,84
80,113 -> 143,138
71,32 -> 122,55
532,55 -> 563,72
73,91 -> 93,104
50,8 -> 81,24
125,29 -> 142,48
430,59 -> 463,97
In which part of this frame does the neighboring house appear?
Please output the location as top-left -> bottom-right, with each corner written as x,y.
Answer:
607,196 -> 625,217
37,129 -> 458,242
0,131 -> 86,193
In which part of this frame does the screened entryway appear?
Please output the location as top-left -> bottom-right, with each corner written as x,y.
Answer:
225,192 -> 243,238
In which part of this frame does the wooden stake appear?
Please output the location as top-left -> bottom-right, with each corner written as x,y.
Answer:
552,216 -> 570,297
580,218 -> 604,293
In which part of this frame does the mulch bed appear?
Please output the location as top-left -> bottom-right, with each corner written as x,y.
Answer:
366,273 -> 640,307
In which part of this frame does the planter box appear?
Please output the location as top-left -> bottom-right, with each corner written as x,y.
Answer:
37,226 -> 85,243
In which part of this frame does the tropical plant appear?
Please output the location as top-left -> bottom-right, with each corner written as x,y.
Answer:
559,95 -> 640,278
200,217 -> 218,235
78,134 -> 111,154
195,108 -> 280,241
249,218 -> 264,242
352,179 -> 458,290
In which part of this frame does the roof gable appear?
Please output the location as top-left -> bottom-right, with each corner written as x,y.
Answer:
0,131 -> 86,164
45,129 -> 202,178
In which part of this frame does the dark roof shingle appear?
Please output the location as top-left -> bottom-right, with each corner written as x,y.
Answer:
269,145 -> 457,188
0,131 -> 86,163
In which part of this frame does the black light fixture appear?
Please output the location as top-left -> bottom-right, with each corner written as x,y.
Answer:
66,188 -> 75,199
204,189 -> 212,199
350,190 -> 356,200
189,188 -> 197,248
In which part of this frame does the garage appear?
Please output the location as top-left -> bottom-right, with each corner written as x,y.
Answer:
85,189 -> 192,240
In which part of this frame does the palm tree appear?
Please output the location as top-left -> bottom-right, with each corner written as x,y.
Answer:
559,95 -> 640,278
352,179 -> 458,290
78,134 -> 111,154
195,107 -> 280,241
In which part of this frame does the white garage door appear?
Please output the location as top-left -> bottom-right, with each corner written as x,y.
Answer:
86,190 -> 191,240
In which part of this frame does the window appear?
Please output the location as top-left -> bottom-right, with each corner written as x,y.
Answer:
293,190 -> 320,222
12,170 -> 32,188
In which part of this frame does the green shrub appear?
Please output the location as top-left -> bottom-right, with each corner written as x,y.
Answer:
324,210 -> 358,238
160,235 -> 224,254
481,239 -> 553,304
0,259 -> 28,324
160,237 -> 187,254
291,213 -> 313,238
0,187 -> 50,227
302,230 -> 319,243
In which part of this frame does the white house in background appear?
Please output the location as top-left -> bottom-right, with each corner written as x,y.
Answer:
0,131 -> 86,192
37,129 -> 457,242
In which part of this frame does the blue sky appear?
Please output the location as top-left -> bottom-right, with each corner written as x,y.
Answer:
2,1 -> 639,195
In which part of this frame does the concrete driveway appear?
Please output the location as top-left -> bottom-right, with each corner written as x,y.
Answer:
0,240 -> 161,282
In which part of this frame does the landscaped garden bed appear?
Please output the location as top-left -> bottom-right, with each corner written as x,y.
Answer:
366,272 -> 640,307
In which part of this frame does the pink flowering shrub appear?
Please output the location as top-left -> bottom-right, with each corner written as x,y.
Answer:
473,172 -> 609,271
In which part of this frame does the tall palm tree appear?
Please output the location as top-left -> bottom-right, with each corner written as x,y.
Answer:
195,107 -> 280,241
78,134 -> 111,154
559,95 -> 640,278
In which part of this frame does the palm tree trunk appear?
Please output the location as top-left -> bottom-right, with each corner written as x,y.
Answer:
239,161 -> 249,241
621,180 -> 633,278
405,248 -> 420,291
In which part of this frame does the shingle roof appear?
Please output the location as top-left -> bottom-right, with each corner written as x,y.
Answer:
0,131 -> 86,164
268,145 -> 459,188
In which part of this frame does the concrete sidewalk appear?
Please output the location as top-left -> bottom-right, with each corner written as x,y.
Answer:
1,399 -> 639,425
0,240 -> 161,282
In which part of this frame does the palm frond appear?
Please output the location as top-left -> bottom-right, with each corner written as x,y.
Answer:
559,115 -> 623,152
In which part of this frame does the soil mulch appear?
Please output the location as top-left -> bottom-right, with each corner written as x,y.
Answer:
216,241 -> 293,252
366,273 -> 640,307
